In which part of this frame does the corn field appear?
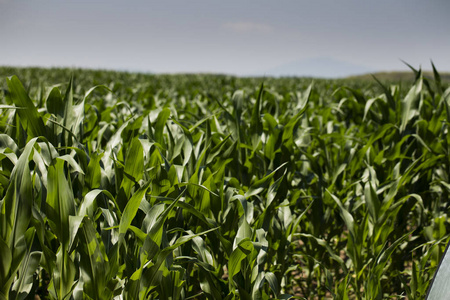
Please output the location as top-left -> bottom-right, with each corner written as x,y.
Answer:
0,66 -> 449,299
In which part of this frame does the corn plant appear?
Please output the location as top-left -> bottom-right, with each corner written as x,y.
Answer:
0,64 -> 449,299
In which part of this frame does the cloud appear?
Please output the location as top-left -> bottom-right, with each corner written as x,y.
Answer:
222,22 -> 274,34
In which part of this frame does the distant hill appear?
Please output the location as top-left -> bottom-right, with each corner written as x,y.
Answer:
259,57 -> 374,78
347,71 -> 450,83
1,66 -> 449,86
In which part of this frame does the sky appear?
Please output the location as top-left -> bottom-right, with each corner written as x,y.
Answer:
1,0 -> 450,77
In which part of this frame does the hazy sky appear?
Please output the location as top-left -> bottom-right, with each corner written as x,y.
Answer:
1,0 -> 449,77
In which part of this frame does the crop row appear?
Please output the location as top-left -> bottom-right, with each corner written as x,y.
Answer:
0,66 -> 449,299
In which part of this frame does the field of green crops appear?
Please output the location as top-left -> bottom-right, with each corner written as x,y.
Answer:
0,66 -> 449,299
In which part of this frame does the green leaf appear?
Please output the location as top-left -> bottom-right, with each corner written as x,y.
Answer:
84,152 -> 104,191
51,247 -> 77,300
46,158 -> 76,249
364,181 -> 380,221
0,236 -> 12,293
120,138 -> 144,200
46,87 -> 64,120
78,189 -> 115,218
431,60 -> 443,95
281,83 -> 312,148
327,190 -> 355,239
154,108 -> 170,147
228,239 -> 254,282
400,75 -> 422,132
118,181 -> 151,244
250,83 -> 264,146
146,189 -> 186,249
265,272 -> 279,297
6,76 -> 47,139
79,217 -> 114,300
141,228 -> 218,296
10,251 -> 41,300
245,162 -> 287,199
1,137 -> 36,248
